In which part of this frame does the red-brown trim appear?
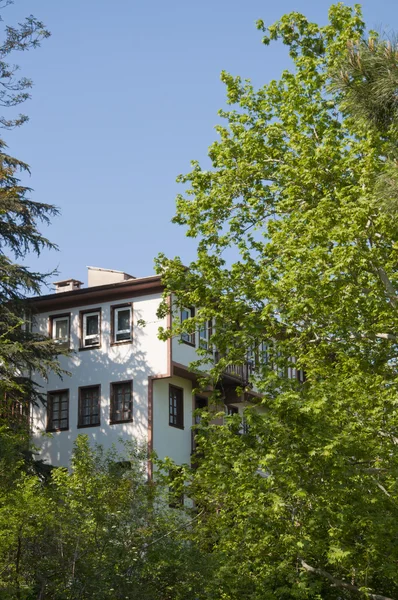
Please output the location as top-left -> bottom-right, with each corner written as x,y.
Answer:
110,379 -> 133,424
46,389 -> 69,432
77,384 -> 101,428
147,294 -> 172,480
110,303 -> 133,346
79,308 -> 102,350
29,276 -> 163,312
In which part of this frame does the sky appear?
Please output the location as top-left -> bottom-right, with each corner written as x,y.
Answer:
4,0 -> 398,291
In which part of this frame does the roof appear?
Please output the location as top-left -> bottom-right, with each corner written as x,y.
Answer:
29,274 -> 164,312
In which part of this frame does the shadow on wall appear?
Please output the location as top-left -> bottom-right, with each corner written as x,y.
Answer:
33,305 -> 163,467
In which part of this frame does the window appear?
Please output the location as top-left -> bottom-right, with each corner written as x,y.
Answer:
50,314 -> 70,348
247,345 -> 256,375
169,385 -> 184,429
296,368 -> 306,383
78,385 -> 100,427
227,405 -> 239,416
180,307 -> 195,345
194,396 -> 208,425
110,381 -> 133,423
80,309 -> 101,348
198,320 -> 212,350
259,341 -> 269,367
111,305 -> 132,343
47,390 -> 69,431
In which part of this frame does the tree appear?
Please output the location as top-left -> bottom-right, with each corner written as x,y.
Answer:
0,433 -> 211,599
156,4 -> 398,598
0,3 -> 64,417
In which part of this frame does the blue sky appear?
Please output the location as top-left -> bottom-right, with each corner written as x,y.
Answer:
5,0 -> 398,290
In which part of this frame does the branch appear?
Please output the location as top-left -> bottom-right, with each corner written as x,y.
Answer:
300,560 -> 394,600
375,266 -> 398,308
141,509 -> 204,551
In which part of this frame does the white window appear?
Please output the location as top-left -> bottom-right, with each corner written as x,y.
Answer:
52,315 -> 70,346
259,341 -> 269,366
82,311 -> 100,347
113,306 -> 132,342
199,320 -> 212,350
181,307 -> 195,345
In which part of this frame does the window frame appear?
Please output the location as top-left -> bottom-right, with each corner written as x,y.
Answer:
46,389 -> 69,432
49,313 -> 71,349
226,405 -> 239,416
111,303 -> 133,345
198,319 -> 212,350
79,308 -> 101,350
110,380 -> 133,424
180,307 -> 195,346
169,384 -> 184,430
78,384 -> 101,428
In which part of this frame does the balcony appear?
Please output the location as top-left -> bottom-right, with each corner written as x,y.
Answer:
214,351 -> 254,384
0,395 -> 30,429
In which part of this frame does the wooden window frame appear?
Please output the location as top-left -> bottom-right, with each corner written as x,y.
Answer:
180,307 -> 195,346
110,303 -> 133,346
79,308 -> 101,350
49,313 -> 71,349
110,380 -> 133,424
78,385 -> 101,428
46,389 -> 69,432
169,384 -> 184,430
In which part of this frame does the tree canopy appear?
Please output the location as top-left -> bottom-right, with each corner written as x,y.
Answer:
0,432 -> 210,599
0,3 -> 63,416
156,4 -> 398,599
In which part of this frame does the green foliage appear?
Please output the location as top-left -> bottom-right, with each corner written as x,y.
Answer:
0,4 -> 65,412
0,432 -> 211,599
156,3 -> 398,598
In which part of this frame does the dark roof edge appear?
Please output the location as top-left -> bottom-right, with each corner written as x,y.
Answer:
29,275 -> 164,312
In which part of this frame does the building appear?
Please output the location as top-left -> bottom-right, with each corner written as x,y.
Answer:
29,266 -> 251,470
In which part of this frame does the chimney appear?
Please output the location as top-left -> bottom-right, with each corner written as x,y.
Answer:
53,278 -> 83,294
87,267 -> 135,287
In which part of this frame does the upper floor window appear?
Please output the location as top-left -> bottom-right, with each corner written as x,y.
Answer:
181,307 -> 195,346
259,341 -> 269,366
110,381 -> 133,423
47,389 -> 69,432
78,385 -> 100,427
80,309 -> 101,349
169,384 -> 184,429
50,314 -> 70,348
198,320 -> 212,350
112,304 -> 132,344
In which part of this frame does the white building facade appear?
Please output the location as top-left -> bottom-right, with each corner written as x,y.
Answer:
30,267 -> 247,471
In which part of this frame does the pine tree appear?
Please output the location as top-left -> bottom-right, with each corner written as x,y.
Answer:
0,5 -> 64,422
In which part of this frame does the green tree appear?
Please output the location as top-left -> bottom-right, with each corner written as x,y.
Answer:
0,433 -> 211,599
156,4 -> 398,599
0,4 -> 64,415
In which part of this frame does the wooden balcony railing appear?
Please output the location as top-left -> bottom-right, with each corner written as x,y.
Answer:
214,352 -> 254,383
0,396 -> 30,429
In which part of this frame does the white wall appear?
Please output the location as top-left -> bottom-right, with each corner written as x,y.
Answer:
152,375 -> 193,466
31,293 -> 169,466
171,335 -> 200,367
